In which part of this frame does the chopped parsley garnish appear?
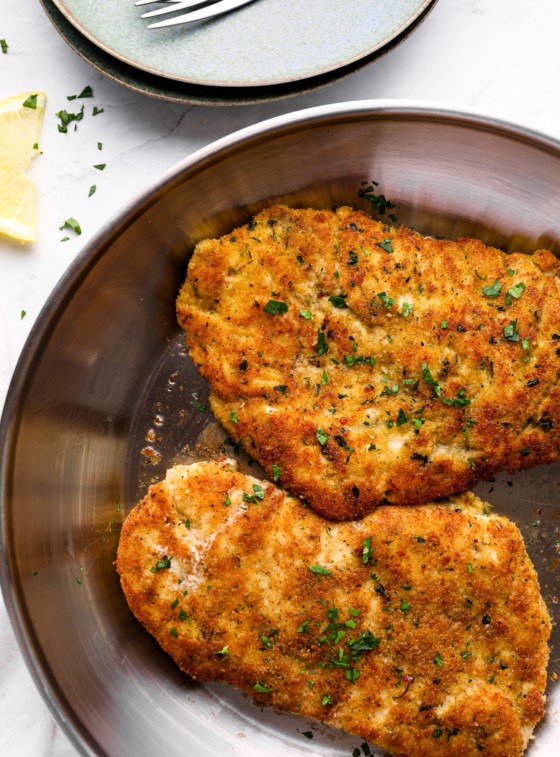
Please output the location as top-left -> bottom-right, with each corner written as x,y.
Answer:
20,309 -> 26,320
505,282 -> 526,306
396,408 -> 408,426
299,309 -> 312,319
216,646 -> 229,657
272,463 -> 281,481
229,409 -> 238,424
379,238 -> 394,253
328,294 -> 348,309
317,329 -> 328,356
0,39 -> 8,54
59,217 -> 82,235
22,94 -> 38,109
93,163 -> 106,171
309,564 -> 332,577
169,627 -> 178,637
321,694 -> 333,706
377,291 -> 397,309
358,180 -> 398,222
192,401 -> 207,412
401,302 -> 413,318
503,320 -> 519,341
150,556 -> 171,572
92,106 -> 104,116
481,280 -> 502,298
253,682 -> 272,693
400,600 -> 411,613
481,614 -> 491,625
263,299 -> 288,315
252,483 -> 265,500
434,652 -> 444,666
316,426 -> 329,446
88,185 -> 96,198
362,536 -> 373,564
441,320 -> 448,329
97,142 -> 103,150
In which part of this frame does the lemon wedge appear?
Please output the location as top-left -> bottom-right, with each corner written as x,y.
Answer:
0,91 -> 46,243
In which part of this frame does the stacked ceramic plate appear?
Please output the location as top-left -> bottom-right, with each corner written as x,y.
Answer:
41,0 -> 437,104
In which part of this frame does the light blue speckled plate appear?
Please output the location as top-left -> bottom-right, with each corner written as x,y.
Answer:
51,0 -> 433,88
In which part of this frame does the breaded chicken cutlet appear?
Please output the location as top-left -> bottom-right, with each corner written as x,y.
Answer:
116,460 -> 551,757
177,205 -> 560,520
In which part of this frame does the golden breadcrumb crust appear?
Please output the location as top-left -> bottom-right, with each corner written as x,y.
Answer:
116,460 -> 550,757
177,205 -> 560,520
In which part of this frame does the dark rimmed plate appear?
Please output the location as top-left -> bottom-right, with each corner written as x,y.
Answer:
40,0 -> 438,104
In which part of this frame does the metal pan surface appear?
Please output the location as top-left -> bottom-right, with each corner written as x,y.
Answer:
1,101 -> 559,756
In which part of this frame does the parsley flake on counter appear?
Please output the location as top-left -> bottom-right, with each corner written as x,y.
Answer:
263,299 -> 288,315
59,217 -> 82,235
1,39 -> 8,54
67,85 -> 94,100
88,185 -> 96,198
56,105 -> 85,132
92,106 -> 104,116
93,163 -> 106,171
20,309 -> 26,319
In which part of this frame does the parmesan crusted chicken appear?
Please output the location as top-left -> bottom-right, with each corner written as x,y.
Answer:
116,460 -> 550,757
177,205 -> 560,520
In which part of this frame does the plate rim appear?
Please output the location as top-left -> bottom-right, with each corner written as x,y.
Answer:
49,0 -> 435,88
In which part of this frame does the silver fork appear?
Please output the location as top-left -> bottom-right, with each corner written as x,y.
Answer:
137,0 -> 257,29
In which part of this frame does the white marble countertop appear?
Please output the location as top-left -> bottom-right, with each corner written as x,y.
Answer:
1,1 -> 560,754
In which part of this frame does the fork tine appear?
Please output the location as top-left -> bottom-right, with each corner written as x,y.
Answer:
135,1 -> 183,6
141,0 -> 212,18
146,0 -> 256,27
